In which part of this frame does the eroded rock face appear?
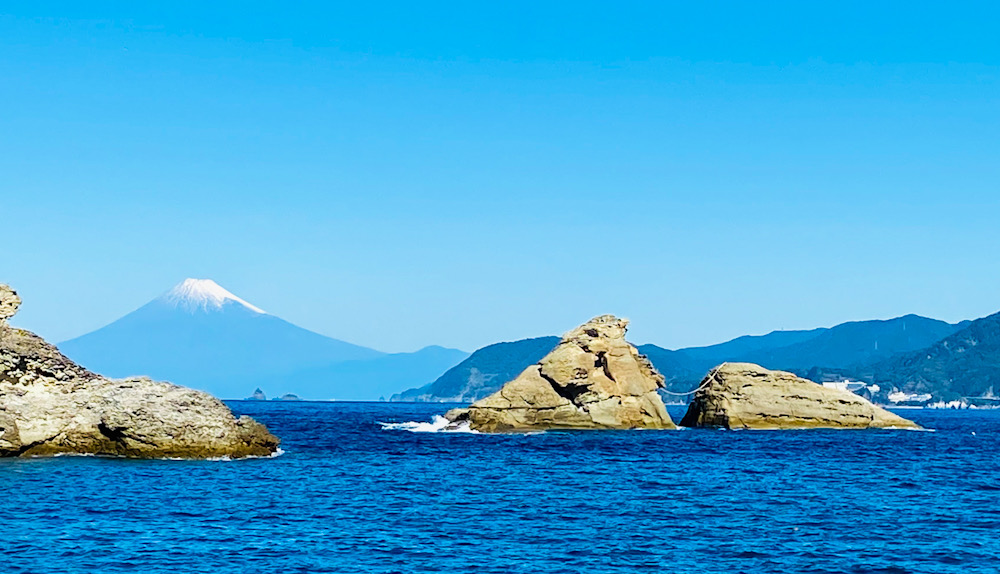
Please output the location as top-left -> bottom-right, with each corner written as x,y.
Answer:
445,315 -> 675,432
0,285 -> 20,322
0,286 -> 279,458
680,362 -> 919,430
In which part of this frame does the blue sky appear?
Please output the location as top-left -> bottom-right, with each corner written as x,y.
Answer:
3,2 -> 999,352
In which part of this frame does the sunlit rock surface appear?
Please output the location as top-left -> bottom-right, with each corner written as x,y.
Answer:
680,362 -> 919,430
446,315 -> 675,432
0,284 -> 279,458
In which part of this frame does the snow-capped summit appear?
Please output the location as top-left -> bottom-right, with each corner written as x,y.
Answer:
57,278 -> 469,401
60,277 -> 386,398
158,278 -> 266,314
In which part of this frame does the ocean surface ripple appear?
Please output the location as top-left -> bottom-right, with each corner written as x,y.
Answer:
3,403 -> 999,573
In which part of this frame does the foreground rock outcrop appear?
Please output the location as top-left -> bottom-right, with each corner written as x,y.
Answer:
0,284 -> 279,458
680,362 -> 919,430
445,315 -> 675,432
0,285 -> 20,321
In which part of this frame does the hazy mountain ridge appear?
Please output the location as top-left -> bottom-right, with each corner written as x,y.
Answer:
394,314 -> 973,402
673,328 -> 828,365
59,278 -> 993,403
59,279 -> 467,400
634,344 -> 702,389
391,337 -> 561,402
254,345 -> 470,402
862,312 -> 1000,402
746,315 -> 965,370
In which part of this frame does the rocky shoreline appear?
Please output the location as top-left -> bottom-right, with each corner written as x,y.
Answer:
3,281 -> 921,448
0,284 -> 280,459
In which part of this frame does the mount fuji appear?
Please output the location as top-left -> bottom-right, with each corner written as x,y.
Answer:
58,279 -> 468,400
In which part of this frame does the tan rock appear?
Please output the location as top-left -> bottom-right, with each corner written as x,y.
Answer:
680,362 -> 919,430
445,315 -> 675,432
0,286 -> 280,458
0,284 -> 20,322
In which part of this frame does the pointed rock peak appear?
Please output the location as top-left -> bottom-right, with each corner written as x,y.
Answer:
563,314 -> 629,344
158,278 -> 266,314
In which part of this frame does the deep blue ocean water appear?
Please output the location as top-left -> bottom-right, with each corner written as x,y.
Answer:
3,403 -> 999,574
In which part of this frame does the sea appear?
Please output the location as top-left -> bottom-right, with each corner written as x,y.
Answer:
3,402 -> 999,574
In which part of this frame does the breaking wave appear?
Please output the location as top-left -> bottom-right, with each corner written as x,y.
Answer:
379,415 -> 479,434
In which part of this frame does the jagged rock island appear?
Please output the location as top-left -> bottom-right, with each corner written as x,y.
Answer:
0,284 -> 280,458
445,315 -> 675,432
680,362 -> 919,430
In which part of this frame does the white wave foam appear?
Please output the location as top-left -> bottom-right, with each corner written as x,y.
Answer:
379,415 -> 479,434
35,449 -> 286,461
204,447 -> 286,462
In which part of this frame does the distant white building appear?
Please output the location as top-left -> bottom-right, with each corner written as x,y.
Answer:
822,380 -> 869,393
888,391 -> 933,404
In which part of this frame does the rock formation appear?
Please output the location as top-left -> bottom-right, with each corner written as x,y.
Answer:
680,362 -> 919,430
445,315 -> 675,432
0,285 -> 20,322
0,284 -> 280,458
247,388 -> 267,401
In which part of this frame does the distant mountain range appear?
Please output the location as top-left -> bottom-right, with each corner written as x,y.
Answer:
264,345 -> 470,402
861,311 -> 1000,402
392,314 -> 976,403
59,279 -> 468,400
648,313 -> 967,390
393,337 -> 561,402
59,278 -> 1000,404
